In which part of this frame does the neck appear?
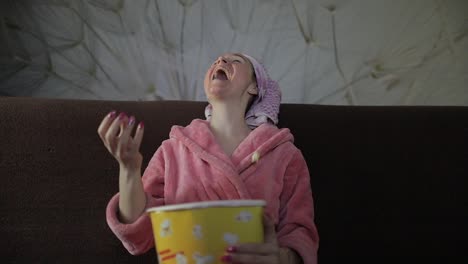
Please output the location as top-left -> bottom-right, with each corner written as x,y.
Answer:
209,101 -> 252,146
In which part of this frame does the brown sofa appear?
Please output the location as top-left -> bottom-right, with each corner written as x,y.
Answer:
1,96 -> 467,263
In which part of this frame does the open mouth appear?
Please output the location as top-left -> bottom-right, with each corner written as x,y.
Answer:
212,68 -> 228,81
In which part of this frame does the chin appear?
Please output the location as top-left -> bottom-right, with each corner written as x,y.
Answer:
206,87 -> 228,100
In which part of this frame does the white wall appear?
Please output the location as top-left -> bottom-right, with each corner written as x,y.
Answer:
1,0 -> 467,105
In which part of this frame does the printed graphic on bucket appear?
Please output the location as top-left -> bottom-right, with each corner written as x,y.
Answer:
147,200 -> 266,264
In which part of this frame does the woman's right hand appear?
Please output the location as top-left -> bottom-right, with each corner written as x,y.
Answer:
97,111 -> 145,172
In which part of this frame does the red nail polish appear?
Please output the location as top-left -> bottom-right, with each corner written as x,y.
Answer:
118,113 -> 127,120
138,121 -> 144,128
220,255 -> 232,262
129,116 -> 135,126
226,246 -> 236,253
108,111 -> 116,118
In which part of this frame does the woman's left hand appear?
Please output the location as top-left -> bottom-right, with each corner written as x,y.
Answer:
221,214 -> 280,264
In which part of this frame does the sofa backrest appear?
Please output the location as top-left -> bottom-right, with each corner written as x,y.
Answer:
1,96 -> 467,263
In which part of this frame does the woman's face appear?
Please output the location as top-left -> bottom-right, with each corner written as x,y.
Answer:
204,53 -> 257,102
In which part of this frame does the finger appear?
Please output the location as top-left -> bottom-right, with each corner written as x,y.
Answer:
117,116 -> 135,154
133,121 -> 144,150
97,110 -> 117,141
263,214 -> 277,243
105,112 -> 127,152
231,243 -> 277,255
117,114 -> 129,137
223,253 -> 277,264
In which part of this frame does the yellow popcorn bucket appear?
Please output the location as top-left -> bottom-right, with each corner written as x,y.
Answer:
146,200 -> 266,264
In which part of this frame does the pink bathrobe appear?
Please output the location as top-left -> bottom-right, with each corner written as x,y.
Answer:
106,119 -> 319,263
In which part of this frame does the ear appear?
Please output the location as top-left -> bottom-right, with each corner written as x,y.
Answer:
247,83 -> 258,96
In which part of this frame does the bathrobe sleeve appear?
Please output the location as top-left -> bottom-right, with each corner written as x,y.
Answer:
106,147 -> 166,255
276,149 -> 319,264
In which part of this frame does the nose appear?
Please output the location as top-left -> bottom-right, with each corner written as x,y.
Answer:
215,56 -> 228,65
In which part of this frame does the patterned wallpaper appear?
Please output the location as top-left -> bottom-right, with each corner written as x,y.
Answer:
1,0 -> 467,105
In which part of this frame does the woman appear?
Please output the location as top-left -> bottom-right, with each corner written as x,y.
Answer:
98,53 -> 319,263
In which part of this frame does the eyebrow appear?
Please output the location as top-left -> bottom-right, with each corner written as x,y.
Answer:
231,53 -> 246,62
